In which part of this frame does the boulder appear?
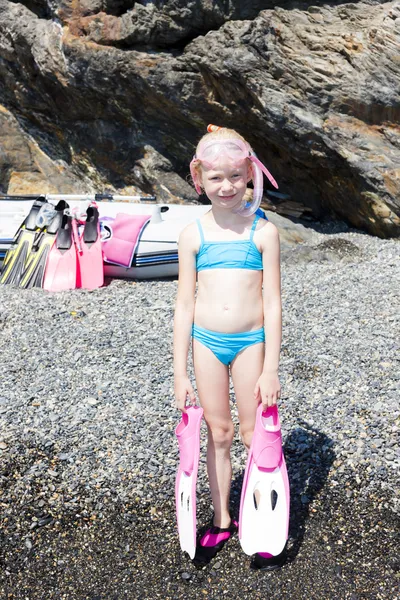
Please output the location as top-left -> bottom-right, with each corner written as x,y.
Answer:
0,0 -> 399,236
0,104 -> 98,194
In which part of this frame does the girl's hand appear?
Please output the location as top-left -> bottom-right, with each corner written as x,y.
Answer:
254,371 -> 281,410
174,375 -> 196,412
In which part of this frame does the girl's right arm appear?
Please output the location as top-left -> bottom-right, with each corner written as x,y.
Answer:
173,224 -> 198,412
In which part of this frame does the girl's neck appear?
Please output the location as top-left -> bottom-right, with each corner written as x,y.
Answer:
208,207 -> 247,229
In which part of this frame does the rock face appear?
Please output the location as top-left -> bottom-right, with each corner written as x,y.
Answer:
0,104 -> 105,194
0,0 -> 399,236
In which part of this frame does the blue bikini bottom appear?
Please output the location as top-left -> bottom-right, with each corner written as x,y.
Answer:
192,324 -> 265,365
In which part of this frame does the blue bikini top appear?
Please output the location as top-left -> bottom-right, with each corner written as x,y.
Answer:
196,214 -> 265,272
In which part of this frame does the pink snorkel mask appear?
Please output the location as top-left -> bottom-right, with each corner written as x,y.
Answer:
190,131 -> 278,216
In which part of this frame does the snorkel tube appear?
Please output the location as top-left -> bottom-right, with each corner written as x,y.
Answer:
239,152 -> 279,216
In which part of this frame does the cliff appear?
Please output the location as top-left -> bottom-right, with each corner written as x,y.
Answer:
0,0 -> 399,236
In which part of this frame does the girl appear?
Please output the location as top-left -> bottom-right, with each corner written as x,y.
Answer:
173,126 -> 282,565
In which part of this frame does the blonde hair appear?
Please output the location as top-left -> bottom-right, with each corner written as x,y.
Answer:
196,126 -> 249,152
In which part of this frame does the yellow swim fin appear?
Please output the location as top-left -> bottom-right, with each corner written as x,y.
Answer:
0,198 -> 47,286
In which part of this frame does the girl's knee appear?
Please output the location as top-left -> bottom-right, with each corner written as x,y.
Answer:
208,422 -> 234,448
240,426 -> 254,451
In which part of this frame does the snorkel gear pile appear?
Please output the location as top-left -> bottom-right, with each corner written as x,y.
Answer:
190,125 -> 279,216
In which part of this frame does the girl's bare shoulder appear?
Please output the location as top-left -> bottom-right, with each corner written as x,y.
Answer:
178,221 -> 201,252
255,216 -> 280,246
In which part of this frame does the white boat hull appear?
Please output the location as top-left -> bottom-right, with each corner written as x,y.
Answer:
0,199 -> 209,280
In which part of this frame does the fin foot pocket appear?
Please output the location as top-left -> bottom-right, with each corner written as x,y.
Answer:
251,543 -> 288,571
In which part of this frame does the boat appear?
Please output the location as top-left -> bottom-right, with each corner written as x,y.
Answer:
0,194 -> 210,280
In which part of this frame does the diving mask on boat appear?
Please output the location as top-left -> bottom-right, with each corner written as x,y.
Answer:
189,138 -> 278,216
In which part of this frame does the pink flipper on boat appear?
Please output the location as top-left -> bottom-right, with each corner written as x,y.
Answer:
78,204 -> 104,290
239,404 -> 290,561
175,406 -> 203,559
43,214 -> 77,292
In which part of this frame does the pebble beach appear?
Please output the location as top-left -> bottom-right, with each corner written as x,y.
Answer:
0,220 -> 399,600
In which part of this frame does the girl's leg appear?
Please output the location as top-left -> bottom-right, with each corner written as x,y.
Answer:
230,342 -> 265,450
193,339 -> 233,528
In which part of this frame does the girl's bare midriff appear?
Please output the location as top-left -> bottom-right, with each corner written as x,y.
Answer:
194,269 -> 264,333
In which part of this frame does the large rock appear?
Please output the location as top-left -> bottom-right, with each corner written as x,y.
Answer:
182,2 -> 400,236
36,1 -> 302,46
0,104 -> 98,193
0,0 -> 399,236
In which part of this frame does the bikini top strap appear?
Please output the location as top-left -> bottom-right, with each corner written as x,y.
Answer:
196,219 -> 205,244
250,214 -> 260,240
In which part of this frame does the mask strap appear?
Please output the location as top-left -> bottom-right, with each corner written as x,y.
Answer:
248,154 -> 279,189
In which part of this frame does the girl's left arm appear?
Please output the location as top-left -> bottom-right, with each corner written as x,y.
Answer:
254,222 -> 282,408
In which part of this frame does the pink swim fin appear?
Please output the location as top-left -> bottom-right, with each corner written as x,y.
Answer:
77,204 -> 104,290
175,406 -> 203,559
239,404 -> 290,563
43,214 -> 77,292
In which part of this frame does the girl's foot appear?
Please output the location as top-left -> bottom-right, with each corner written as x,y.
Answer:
193,520 -> 238,567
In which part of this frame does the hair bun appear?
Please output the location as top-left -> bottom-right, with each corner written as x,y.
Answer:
207,124 -> 222,133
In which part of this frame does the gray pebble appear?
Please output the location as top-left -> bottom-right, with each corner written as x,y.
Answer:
38,516 -> 54,527
58,453 -> 70,460
25,539 -> 33,550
